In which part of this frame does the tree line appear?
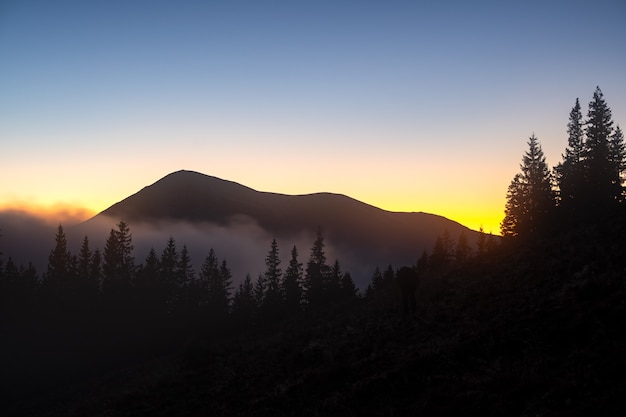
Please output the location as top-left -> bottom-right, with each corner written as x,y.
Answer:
1,217 -> 498,333
502,87 -> 625,239
0,222 -> 365,331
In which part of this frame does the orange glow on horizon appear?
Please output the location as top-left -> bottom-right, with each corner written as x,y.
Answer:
0,201 -> 96,225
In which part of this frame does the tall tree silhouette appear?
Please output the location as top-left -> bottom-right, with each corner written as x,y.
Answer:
46,224 -> 71,291
232,274 -> 256,327
555,98 -> 585,218
304,228 -> 330,308
282,245 -> 303,313
102,221 -> 135,299
583,87 -> 616,215
77,235 -> 99,300
501,134 -> 555,238
455,230 -> 471,263
261,239 -> 282,317
199,249 -> 231,320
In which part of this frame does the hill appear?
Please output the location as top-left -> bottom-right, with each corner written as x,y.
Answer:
79,170 -> 480,285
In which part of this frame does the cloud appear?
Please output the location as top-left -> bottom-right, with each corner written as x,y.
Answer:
0,202 -> 94,226
1,209 -> 380,290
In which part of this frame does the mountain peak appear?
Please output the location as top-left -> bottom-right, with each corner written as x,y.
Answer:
89,170 -> 478,278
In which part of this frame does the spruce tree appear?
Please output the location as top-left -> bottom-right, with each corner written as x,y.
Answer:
262,239 -> 282,315
160,236 -> 178,282
340,272 -> 358,299
232,274 -> 256,326
177,244 -> 195,287
328,259 -> 343,301
282,245 -> 303,313
455,230 -> 471,263
555,98 -> 585,217
199,249 -> 231,319
304,228 -> 330,308
583,87 -> 615,215
47,224 -> 71,289
102,221 -> 135,297
501,134 -> 555,238
77,235 -> 98,298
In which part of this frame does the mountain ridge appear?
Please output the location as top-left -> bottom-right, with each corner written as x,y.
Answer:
81,170 -> 482,284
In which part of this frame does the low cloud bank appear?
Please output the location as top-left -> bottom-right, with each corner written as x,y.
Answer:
1,210 -> 384,289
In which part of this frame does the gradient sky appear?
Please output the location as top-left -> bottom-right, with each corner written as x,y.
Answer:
1,0 -> 625,234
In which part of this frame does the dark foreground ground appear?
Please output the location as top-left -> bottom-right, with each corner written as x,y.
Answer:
3,228 -> 626,416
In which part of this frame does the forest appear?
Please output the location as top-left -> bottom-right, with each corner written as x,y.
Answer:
1,86 -> 625,415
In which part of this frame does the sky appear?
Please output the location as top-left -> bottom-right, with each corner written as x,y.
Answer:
1,0 -> 625,235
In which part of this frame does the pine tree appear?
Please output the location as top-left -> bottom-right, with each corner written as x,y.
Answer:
583,86 -> 615,215
102,221 -> 135,296
136,247 -> 161,317
555,98 -> 585,217
369,267 -> 383,294
160,236 -> 178,282
232,274 -> 256,326
304,228 -> 331,308
89,248 -> 102,292
253,272 -> 266,309
219,260 -> 233,313
417,249 -> 429,273
501,134 -> 555,238
199,249 -> 231,319
177,244 -> 195,287
430,229 -> 454,266
262,239 -> 282,315
47,224 -> 71,289
282,245 -> 303,313
476,226 -> 487,257
340,272 -> 358,298
455,230 -> 471,263
77,235 -> 98,298
328,259 -> 343,301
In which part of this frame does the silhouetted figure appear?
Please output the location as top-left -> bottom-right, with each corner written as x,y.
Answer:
396,266 -> 418,314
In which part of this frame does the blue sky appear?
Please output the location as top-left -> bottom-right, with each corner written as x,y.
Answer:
1,0 -> 625,233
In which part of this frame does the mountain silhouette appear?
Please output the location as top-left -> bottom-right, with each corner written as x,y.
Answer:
84,170 -> 482,279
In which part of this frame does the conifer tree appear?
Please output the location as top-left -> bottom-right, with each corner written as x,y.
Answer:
136,247 -> 161,316
262,239 -> 282,314
417,249 -> 429,273
455,230 -> 471,263
232,274 -> 256,326
476,226 -> 487,257
102,221 -> 135,296
340,271 -> 358,299
47,224 -> 71,289
77,235 -> 98,298
218,260 -> 233,314
328,259 -> 343,301
583,87 -> 615,214
160,236 -> 178,282
77,236 -> 91,280
304,228 -> 330,307
177,244 -> 195,287
430,229 -> 454,266
282,245 -> 303,313
369,267 -> 383,294
253,272 -> 266,308
199,249 -> 231,318
501,135 -> 555,238
555,98 -> 585,215
89,248 -> 102,292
